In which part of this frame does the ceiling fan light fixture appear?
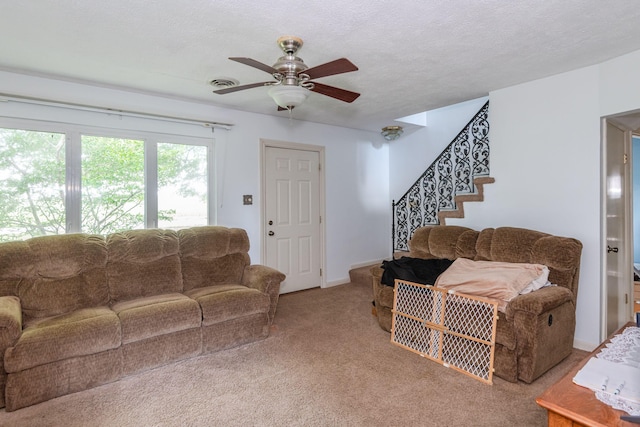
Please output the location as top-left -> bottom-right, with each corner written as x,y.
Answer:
381,125 -> 404,141
268,85 -> 310,109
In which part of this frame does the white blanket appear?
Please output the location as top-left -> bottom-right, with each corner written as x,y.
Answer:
435,258 -> 549,312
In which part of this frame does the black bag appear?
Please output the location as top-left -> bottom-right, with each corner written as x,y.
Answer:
380,257 -> 453,287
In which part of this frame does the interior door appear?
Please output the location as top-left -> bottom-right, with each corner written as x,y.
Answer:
264,146 -> 321,293
604,120 -> 631,337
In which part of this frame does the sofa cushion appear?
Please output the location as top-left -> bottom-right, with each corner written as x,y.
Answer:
111,293 -> 202,344
409,225 -> 476,259
0,240 -> 33,297
184,284 -> 270,326
474,227 -> 582,295
531,236 -> 583,295
488,227 -> 549,263
474,228 -> 494,261
178,226 -> 250,291
181,254 -> 249,291
20,270 -> 109,321
106,229 -> 183,301
4,307 -> 120,373
0,234 -> 109,321
456,230 -> 479,259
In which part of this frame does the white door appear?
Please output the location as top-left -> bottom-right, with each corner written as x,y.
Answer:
603,120 -> 632,337
264,146 -> 321,293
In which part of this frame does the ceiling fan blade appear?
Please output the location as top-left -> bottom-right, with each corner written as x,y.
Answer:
310,82 -> 360,103
229,57 -> 278,75
302,58 -> 358,80
213,82 -> 272,94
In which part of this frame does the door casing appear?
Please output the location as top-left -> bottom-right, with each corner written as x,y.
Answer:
601,115 -> 636,341
260,139 -> 326,291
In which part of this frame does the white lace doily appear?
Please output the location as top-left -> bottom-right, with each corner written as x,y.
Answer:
595,390 -> 640,416
594,326 -> 640,415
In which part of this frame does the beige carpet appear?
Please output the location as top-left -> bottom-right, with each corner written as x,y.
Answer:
0,281 -> 586,426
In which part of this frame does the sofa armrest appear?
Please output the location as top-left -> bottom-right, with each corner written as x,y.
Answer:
505,286 -> 574,321
243,265 -> 286,324
506,286 -> 577,382
242,265 -> 286,294
0,296 -> 22,350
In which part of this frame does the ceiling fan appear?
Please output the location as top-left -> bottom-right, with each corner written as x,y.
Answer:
213,36 -> 360,111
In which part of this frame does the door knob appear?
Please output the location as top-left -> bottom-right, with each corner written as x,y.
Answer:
268,231 -> 275,236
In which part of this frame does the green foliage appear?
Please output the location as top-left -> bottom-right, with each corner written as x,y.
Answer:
0,129 -> 66,241
81,135 -> 146,234
0,129 -> 207,242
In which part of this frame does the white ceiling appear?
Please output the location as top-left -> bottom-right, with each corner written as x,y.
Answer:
2,1 -> 640,132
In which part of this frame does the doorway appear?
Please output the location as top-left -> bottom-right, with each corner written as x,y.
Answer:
261,140 -> 325,294
602,112 -> 640,338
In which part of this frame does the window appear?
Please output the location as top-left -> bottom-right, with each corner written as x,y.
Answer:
81,135 -> 145,234
157,142 -> 208,229
0,129 -> 66,241
0,125 -> 214,242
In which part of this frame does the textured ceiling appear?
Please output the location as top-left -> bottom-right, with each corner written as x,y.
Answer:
2,1 -> 640,132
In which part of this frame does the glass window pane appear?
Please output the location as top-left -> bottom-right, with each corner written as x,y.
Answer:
0,128 -> 66,242
81,135 -> 144,234
157,142 -> 208,229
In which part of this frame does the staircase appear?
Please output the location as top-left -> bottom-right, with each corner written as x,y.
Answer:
437,176 -> 495,225
392,101 -> 493,252
349,102 -> 494,288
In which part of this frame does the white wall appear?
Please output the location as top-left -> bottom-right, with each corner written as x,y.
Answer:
0,70 -> 390,286
447,49 -> 640,349
389,97 -> 489,200
213,112 -> 391,285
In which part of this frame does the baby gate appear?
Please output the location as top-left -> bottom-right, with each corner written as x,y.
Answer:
391,279 -> 499,384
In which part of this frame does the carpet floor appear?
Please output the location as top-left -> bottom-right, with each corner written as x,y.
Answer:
0,281 -> 586,426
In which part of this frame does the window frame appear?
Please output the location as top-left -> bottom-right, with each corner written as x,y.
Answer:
0,116 -> 216,237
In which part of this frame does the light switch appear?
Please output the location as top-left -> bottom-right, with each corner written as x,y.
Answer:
243,195 -> 253,205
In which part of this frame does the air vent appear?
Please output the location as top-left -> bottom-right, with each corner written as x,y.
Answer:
209,78 -> 239,89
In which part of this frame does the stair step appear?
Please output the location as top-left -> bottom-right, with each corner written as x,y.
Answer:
455,193 -> 483,203
349,252 -> 410,287
474,176 -> 495,185
348,263 -> 379,287
438,176 -> 495,225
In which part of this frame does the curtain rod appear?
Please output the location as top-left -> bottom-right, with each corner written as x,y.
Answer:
0,93 -> 234,130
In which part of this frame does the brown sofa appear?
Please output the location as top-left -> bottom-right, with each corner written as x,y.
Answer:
0,226 -> 285,411
372,225 -> 582,383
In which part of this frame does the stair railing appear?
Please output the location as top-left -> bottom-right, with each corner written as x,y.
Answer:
392,101 -> 490,252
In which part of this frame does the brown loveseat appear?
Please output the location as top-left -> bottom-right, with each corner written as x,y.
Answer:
372,225 -> 582,383
0,226 -> 285,411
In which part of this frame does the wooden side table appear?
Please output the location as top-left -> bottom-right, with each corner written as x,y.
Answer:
536,323 -> 636,427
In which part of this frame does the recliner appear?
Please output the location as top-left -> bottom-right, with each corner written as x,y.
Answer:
371,225 -> 582,383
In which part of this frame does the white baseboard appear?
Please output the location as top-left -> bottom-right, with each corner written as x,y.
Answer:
350,259 -> 383,269
324,278 -> 350,288
573,338 -> 598,352
322,259 -> 384,289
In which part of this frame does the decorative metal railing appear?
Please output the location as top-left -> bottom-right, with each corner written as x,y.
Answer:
392,101 -> 490,252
